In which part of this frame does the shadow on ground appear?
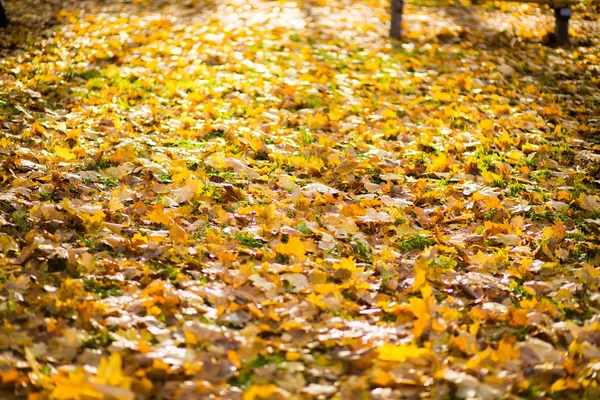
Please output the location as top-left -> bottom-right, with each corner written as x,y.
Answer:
0,0 -> 218,55
0,0 -> 218,138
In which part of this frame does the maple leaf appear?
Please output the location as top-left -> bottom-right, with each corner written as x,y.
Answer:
333,257 -> 357,271
412,256 -> 428,292
50,370 -> 102,400
377,343 -> 434,362
169,223 -> 189,245
54,146 -> 77,161
93,353 -> 131,388
275,236 -> 306,260
575,194 -> 600,212
243,384 -> 278,400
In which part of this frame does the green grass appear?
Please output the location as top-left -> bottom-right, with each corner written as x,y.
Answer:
296,222 -> 313,235
83,329 -> 115,349
397,233 -> 434,252
235,233 -> 265,248
351,236 -> 373,262
508,181 -> 523,196
289,33 -> 303,43
86,78 -> 105,91
13,210 -> 32,232
84,279 -> 123,298
99,175 -> 119,188
531,169 -> 552,180
297,128 -> 315,147
229,354 -> 287,389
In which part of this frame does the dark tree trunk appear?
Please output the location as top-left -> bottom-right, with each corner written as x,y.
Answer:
390,0 -> 403,39
554,7 -> 572,45
0,1 -> 8,28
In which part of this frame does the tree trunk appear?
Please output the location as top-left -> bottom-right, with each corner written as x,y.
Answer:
554,7 -> 571,45
0,1 -> 9,28
390,0 -> 403,39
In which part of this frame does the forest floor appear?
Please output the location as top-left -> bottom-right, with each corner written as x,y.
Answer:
0,0 -> 599,399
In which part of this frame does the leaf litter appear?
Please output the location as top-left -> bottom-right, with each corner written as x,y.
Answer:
0,0 -> 599,398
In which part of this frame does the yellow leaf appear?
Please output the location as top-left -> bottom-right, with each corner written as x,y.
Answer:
131,232 -> 148,245
429,154 -> 451,172
478,119 -> 495,132
432,90 -> 454,102
170,223 -> 189,245
261,203 -> 277,221
227,350 -> 242,369
440,307 -> 461,322
65,129 -> 81,141
470,251 -> 491,266
32,122 -> 47,135
554,124 -> 563,135
313,283 -> 336,294
506,150 -> 524,162
585,263 -> 600,280
542,219 -> 565,241
364,59 -> 379,71
172,178 -> 202,203
243,384 -> 278,400
103,64 -> 120,79
456,75 -> 472,91
215,249 -> 238,263
328,107 -> 345,121
0,138 -> 11,148
146,205 -> 171,225
248,136 -> 267,153
409,290 -> 432,338
152,359 -> 170,372
108,197 -> 125,212
451,336 -> 468,351
413,316 -> 429,338
148,305 -> 162,316
138,340 -> 151,354
54,146 -> 77,161
308,156 -> 325,172
306,113 -> 328,130
333,257 -> 356,271
305,292 -> 326,308
550,378 -> 567,392
524,84 -> 538,94
412,256 -> 427,292
542,104 -> 562,117
275,236 -> 306,259
420,284 -> 433,299
285,351 -> 301,361
51,370 -> 101,400
80,210 -> 106,229
431,318 -> 445,332
77,252 -> 95,273
110,145 -> 137,164
381,109 -> 397,120
496,336 -> 519,363
94,353 -> 131,388
184,329 -> 198,345
469,321 -> 480,335
480,169 -> 502,185
377,343 -> 433,362
372,371 -> 393,386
